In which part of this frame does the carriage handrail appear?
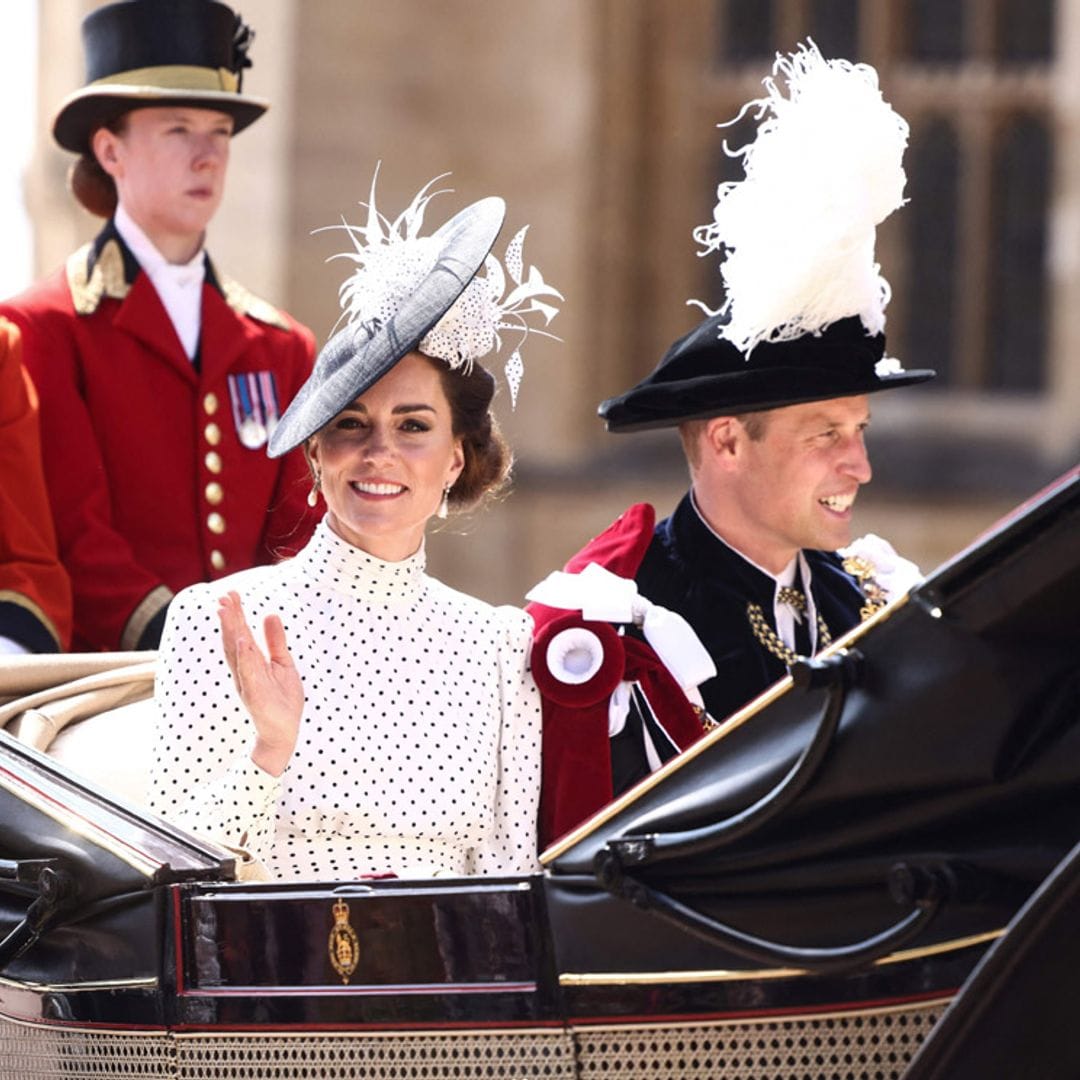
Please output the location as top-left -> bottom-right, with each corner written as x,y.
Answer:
606,649 -> 863,869
594,847 -> 951,975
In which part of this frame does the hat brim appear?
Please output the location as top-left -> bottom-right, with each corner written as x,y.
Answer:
598,314 -> 936,432
599,366 -> 936,432
53,85 -> 268,154
267,196 -> 506,458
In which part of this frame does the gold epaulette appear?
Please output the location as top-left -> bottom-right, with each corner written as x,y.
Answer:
66,239 -> 129,315
219,274 -> 290,331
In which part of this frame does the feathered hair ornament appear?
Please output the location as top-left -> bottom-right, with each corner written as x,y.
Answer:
325,166 -> 563,406
692,40 -> 909,360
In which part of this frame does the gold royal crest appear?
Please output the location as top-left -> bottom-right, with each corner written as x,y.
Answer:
328,898 -> 360,985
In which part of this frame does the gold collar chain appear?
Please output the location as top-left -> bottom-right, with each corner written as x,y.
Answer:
746,600 -> 832,666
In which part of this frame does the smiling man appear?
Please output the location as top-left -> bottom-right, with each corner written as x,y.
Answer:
527,42 -> 935,846
0,0 -> 317,651
599,313 -> 933,741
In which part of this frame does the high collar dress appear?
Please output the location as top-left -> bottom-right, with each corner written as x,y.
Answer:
150,520 -> 541,880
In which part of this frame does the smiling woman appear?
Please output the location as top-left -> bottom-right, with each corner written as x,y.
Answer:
148,172 -> 561,880
308,353 -> 466,562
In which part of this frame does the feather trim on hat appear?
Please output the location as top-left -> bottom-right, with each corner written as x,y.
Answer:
691,40 -> 909,358
326,166 -> 562,406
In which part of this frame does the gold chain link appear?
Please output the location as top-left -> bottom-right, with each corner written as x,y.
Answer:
746,598 -> 832,665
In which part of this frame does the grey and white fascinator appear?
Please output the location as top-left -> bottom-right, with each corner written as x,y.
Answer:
268,168 -> 562,457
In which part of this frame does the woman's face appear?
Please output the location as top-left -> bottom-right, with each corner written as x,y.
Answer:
92,106 -> 233,262
308,352 -> 465,562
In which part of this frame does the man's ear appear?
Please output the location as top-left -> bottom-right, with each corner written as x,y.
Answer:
703,416 -> 742,468
90,127 -> 121,177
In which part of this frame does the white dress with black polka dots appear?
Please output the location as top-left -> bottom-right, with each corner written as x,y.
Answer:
150,520 -> 541,881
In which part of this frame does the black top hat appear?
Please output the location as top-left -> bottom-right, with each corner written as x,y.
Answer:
53,0 -> 268,154
598,314 -> 935,433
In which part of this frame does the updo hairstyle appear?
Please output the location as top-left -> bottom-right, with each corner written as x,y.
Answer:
67,110 -> 129,218
432,357 -> 511,511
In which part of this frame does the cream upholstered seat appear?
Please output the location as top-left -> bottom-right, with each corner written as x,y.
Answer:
0,652 -> 157,808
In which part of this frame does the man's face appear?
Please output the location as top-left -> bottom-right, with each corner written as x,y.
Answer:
94,106 -> 233,258
713,395 -> 873,572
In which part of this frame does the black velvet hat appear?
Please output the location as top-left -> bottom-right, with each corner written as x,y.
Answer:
599,314 -> 936,433
53,0 -> 268,154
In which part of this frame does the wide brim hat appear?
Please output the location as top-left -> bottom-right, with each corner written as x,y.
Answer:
53,0 -> 268,155
267,196 -> 507,458
599,314 -> 935,433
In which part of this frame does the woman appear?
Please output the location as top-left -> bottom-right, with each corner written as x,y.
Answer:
149,175 -> 561,879
0,0 -> 317,652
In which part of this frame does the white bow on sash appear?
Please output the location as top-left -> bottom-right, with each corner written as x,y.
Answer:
526,562 -> 717,692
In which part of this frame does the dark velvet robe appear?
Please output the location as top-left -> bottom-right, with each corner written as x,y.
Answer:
637,492 -> 866,724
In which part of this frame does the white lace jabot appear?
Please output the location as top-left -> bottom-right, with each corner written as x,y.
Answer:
293,518 -> 426,607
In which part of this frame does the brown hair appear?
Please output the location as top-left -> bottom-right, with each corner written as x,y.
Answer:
679,410 -> 770,468
433,357 -> 511,511
67,112 -> 130,218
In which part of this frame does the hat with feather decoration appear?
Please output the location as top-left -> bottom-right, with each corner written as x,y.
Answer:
268,168 -> 562,456
600,40 -> 934,434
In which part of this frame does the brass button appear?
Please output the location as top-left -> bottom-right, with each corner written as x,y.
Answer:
203,392 -> 219,415
205,451 -> 222,474
210,550 -> 226,571
207,512 -> 226,535
204,422 -> 222,446
205,481 -> 224,505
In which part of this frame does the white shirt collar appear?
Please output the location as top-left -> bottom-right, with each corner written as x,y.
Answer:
114,204 -> 206,360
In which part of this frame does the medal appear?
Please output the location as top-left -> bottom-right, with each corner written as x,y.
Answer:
227,372 -> 279,450
238,416 -> 266,449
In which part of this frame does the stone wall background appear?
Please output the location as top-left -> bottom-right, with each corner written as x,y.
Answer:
22,0 -> 1078,605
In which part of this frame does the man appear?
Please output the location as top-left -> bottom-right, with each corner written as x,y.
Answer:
0,0 -> 317,651
0,317 -> 71,654
528,42 -> 934,846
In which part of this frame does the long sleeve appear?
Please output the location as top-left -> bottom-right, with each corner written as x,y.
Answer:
0,317 -> 72,652
1,287 -> 172,650
466,608 -> 542,875
149,580 -> 282,862
150,526 -> 541,882
1,242 -> 321,652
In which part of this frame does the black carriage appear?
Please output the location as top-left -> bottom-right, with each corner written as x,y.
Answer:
1,468 -> 1077,1079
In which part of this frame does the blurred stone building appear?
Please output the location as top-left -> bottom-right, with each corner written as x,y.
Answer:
24,0 -> 1078,605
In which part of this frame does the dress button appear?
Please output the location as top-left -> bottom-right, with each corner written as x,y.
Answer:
205,481 -> 224,505
207,512 -> 226,535
203,392 -> 219,415
204,422 -> 222,446
210,550 -> 226,571
205,451 -> 222,474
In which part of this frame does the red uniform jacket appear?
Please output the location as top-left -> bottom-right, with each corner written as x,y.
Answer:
0,224 -> 318,651
0,317 -> 72,651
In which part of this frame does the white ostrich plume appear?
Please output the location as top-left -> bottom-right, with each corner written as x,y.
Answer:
325,166 -> 562,407
691,40 -> 909,357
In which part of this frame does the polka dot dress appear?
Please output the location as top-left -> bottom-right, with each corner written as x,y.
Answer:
150,520 -> 541,881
